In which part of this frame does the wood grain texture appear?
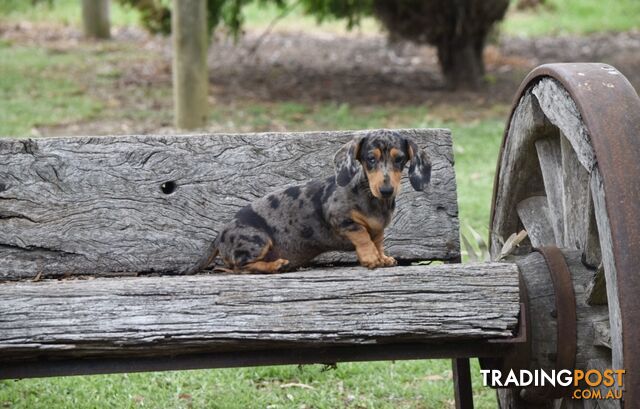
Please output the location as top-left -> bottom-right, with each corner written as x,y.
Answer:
560,135 -> 590,250
516,196 -> 555,248
590,167 -> 623,373
535,137 -> 564,246
586,264 -> 607,306
531,79 -> 596,172
492,78 -> 624,408
0,129 -> 459,280
492,78 -> 594,256
0,263 -> 519,361
491,91 -> 550,255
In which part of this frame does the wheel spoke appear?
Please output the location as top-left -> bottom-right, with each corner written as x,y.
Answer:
535,137 -> 564,246
583,184 -> 602,268
516,196 -> 555,248
561,135 -> 590,250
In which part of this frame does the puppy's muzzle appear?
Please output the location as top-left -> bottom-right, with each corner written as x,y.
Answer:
379,185 -> 394,198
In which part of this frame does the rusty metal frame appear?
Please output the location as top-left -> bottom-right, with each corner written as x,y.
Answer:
522,246 -> 577,401
535,247 -> 577,375
490,62 -> 640,406
1,340 -> 520,380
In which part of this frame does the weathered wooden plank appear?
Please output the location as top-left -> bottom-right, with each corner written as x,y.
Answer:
0,129 -> 459,280
0,263 -> 520,361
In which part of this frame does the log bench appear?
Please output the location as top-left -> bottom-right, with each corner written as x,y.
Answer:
2,63 -> 639,409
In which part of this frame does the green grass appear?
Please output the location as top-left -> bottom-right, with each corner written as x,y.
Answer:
0,360 -> 501,408
0,43 -> 103,137
3,0 -> 638,37
0,0 -> 141,27
502,0 -> 640,37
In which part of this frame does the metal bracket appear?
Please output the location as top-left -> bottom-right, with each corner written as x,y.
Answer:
521,246 -> 577,401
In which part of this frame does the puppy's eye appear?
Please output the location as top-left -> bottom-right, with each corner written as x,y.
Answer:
395,155 -> 405,164
367,157 -> 376,166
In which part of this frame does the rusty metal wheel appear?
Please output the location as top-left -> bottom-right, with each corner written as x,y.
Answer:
490,63 -> 640,408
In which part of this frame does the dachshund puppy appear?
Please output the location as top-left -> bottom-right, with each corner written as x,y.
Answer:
195,130 -> 431,273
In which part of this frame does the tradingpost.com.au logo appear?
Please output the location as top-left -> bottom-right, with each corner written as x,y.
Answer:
481,369 -> 625,400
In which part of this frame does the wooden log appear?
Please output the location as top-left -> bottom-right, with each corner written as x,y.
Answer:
0,129 -> 458,280
0,263 -> 520,362
172,0 -> 208,129
82,0 -> 111,39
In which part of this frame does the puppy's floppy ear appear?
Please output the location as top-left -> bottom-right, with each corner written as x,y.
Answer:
334,136 -> 364,187
406,139 -> 432,191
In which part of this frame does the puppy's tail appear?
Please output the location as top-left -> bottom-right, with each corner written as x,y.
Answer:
187,235 -> 221,274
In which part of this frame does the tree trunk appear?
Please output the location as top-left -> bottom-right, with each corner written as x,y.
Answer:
172,0 -> 208,129
81,0 -> 111,39
437,38 -> 485,90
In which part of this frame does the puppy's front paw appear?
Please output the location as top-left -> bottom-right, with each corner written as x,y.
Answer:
358,251 -> 382,269
380,255 -> 397,267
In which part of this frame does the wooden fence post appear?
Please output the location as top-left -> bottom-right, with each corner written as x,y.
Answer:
81,0 -> 111,39
172,0 -> 209,129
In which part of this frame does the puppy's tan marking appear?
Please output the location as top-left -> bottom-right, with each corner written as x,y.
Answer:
244,259 -> 290,273
255,239 -> 273,260
388,148 -> 403,194
343,227 -> 381,269
350,210 -> 383,237
407,144 -> 415,160
238,239 -> 290,273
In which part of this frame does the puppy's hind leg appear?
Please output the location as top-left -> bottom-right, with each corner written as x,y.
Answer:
244,258 -> 290,273
222,230 -> 289,273
242,239 -> 289,274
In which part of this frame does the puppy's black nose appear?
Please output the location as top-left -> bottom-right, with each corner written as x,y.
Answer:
379,186 -> 394,198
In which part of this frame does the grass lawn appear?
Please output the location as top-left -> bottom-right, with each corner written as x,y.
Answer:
1,0 -> 639,37
503,0 -> 640,37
